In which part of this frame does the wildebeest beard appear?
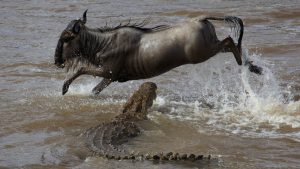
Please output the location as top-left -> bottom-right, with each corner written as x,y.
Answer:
63,43 -> 97,73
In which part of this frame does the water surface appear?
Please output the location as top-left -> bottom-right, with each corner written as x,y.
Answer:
1,0 -> 300,168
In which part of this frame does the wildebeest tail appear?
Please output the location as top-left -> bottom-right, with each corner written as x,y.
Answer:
205,16 -> 244,53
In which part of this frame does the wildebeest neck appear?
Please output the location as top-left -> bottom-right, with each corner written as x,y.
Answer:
77,29 -> 117,67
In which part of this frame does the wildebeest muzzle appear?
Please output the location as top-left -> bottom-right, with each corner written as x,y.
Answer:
54,30 -> 76,68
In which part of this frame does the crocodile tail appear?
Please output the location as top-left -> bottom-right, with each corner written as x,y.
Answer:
97,152 -> 211,161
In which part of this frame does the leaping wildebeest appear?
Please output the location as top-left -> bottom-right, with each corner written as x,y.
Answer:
54,10 -> 262,95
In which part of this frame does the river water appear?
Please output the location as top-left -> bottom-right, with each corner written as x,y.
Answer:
1,0 -> 300,168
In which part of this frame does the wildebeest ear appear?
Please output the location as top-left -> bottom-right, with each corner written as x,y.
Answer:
82,9 -> 88,24
73,23 -> 81,34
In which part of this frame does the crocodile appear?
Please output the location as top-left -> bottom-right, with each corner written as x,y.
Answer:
83,82 -> 210,161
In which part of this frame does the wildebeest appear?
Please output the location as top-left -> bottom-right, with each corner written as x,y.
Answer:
54,10 -> 262,95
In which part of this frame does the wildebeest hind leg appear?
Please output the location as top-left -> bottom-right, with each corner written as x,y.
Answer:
92,78 -> 112,95
214,36 -> 242,65
62,67 -> 104,95
215,37 -> 262,75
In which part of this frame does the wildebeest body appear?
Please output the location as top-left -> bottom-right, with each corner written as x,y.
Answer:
54,10 -> 262,95
123,20 -> 218,81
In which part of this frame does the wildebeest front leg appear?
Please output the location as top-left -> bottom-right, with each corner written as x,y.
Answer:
62,67 -> 104,95
92,78 -> 112,95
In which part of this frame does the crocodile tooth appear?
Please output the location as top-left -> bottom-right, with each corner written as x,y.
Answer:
159,152 -> 164,157
138,155 -> 143,161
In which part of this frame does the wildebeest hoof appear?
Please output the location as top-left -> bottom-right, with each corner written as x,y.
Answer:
247,61 -> 263,75
249,64 -> 263,75
62,82 -> 70,95
92,88 -> 100,95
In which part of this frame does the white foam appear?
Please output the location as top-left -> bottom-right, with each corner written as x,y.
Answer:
157,49 -> 300,139
67,80 -> 99,95
155,96 -> 167,106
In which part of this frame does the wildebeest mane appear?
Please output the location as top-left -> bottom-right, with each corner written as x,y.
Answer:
95,19 -> 170,33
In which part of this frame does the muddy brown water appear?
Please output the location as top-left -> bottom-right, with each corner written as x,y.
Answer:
1,0 -> 300,168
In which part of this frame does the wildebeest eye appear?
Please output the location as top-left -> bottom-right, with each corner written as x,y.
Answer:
73,23 -> 81,34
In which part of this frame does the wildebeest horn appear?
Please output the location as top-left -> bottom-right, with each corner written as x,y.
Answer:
82,9 -> 88,24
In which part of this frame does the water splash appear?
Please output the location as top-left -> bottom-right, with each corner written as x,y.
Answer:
157,49 -> 300,139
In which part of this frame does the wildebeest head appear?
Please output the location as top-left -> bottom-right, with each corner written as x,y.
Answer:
54,10 -> 88,68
